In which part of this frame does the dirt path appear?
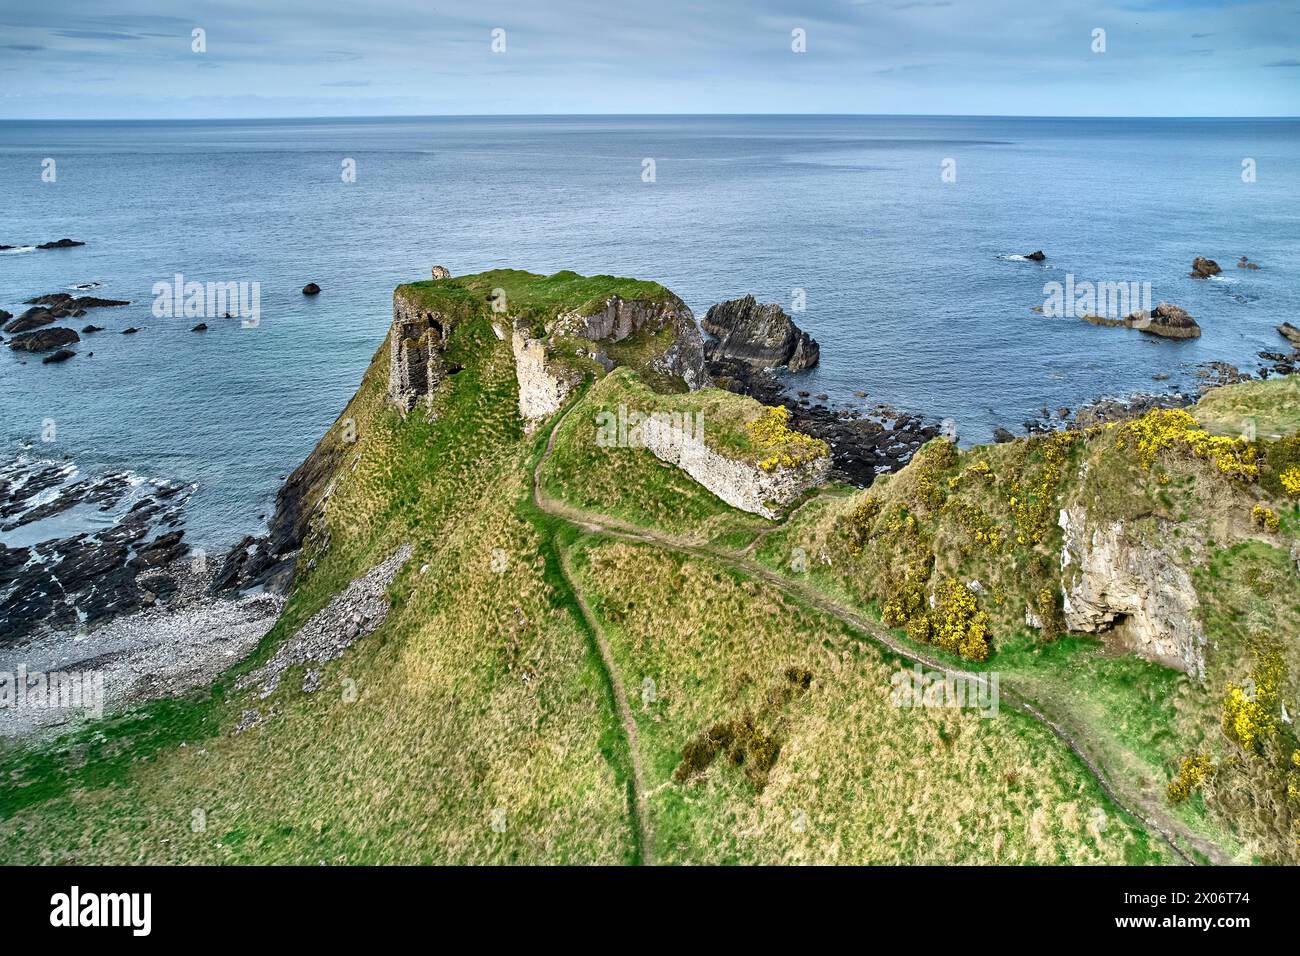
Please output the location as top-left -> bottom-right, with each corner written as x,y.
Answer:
559,549 -> 655,865
532,400 -> 1227,867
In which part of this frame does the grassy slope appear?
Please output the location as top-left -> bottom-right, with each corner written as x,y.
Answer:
6,261 -> 1294,864
0,314 -> 636,864
566,537 -> 1167,864
746,380 -> 1300,863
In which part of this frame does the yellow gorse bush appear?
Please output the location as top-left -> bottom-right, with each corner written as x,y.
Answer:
1167,753 -> 1214,803
1122,408 -> 1258,479
1252,505 -> 1281,532
746,405 -> 829,472
1281,466 -> 1300,498
1222,648 -> 1284,752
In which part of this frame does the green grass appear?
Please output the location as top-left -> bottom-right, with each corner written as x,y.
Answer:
565,536 -> 1170,864
399,269 -> 677,338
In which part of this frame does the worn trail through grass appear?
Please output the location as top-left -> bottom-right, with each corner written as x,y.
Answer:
532,396 -> 1225,866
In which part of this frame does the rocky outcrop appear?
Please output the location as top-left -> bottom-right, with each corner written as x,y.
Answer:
1083,302 -> 1200,339
1025,250 -> 1046,261
4,308 -> 56,334
35,238 -> 85,250
1277,323 -> 1300,349
8,327 -> 79,352
638,416 -> 830,519
1058,504 -> 1205,677
1190,256 -> 1221,279
701,296 -> 819,370
430,265 -> 451,279
302,283 -> 321,296
1127,302 -> 1201,339
511,292 -> 709,421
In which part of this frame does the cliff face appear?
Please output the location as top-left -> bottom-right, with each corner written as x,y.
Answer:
1058,505 -> 1207,677
639,415 -> 829,518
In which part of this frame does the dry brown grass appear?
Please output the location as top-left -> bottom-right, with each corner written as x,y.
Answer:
568,537 -> 1168,864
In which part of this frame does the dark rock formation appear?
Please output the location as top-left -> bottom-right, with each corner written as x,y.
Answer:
701,295 -> 820,370
4,308 -> 56,334
8,326 -> 80,352
35,238 -> 85,249
1128,302 -> 1200,339
42,348 -> 75,364
82,324 -> 104,333
302,282 -> 321,295
705,357 -> 935,486
121,327 -> 140,334
1237,256 -> 1261,270
1278,323 -> 1300,348
1083,302 -> 1200,339
191,323 -> 208,332
0,462 -> 194,644
1025,250 -> 1046,261
1190,256 -> 1221,278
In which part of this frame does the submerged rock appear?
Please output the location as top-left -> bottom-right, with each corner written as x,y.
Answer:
302,282 -> 321,296
1024,250 -> 1046,261
35,238 -> 85,249
701,295 -> 820,370
1189,256 -> 1221,278
42,348 -> 75,364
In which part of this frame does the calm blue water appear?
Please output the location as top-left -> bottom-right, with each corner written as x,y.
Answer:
2,115 -> 1298,549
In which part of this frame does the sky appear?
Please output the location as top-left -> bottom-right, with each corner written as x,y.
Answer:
1,0 -> 1298,119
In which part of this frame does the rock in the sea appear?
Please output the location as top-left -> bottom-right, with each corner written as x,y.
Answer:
1277,323 -> 1300,349
302,282 -> 321,295
7,326 -> 80,352
701,295 -> 820,370
1127,302 -> 1201,339
35,238 -> 85,249
81,324 -> 104,333
42,348 -> 75,364
3,308 -> 56,334
430,265 -> 451,279
1237,256 -> 1261,270
1189,256 -> 1221,278
191,323 -> 209,332
1025,250 -> 1046,261
993,427 -> 1017,443
121,327 -> 140,334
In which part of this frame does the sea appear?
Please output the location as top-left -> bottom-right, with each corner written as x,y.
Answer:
2,114 -> 1298,550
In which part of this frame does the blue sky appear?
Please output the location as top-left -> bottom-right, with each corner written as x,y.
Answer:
1,0 -> 1298,118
